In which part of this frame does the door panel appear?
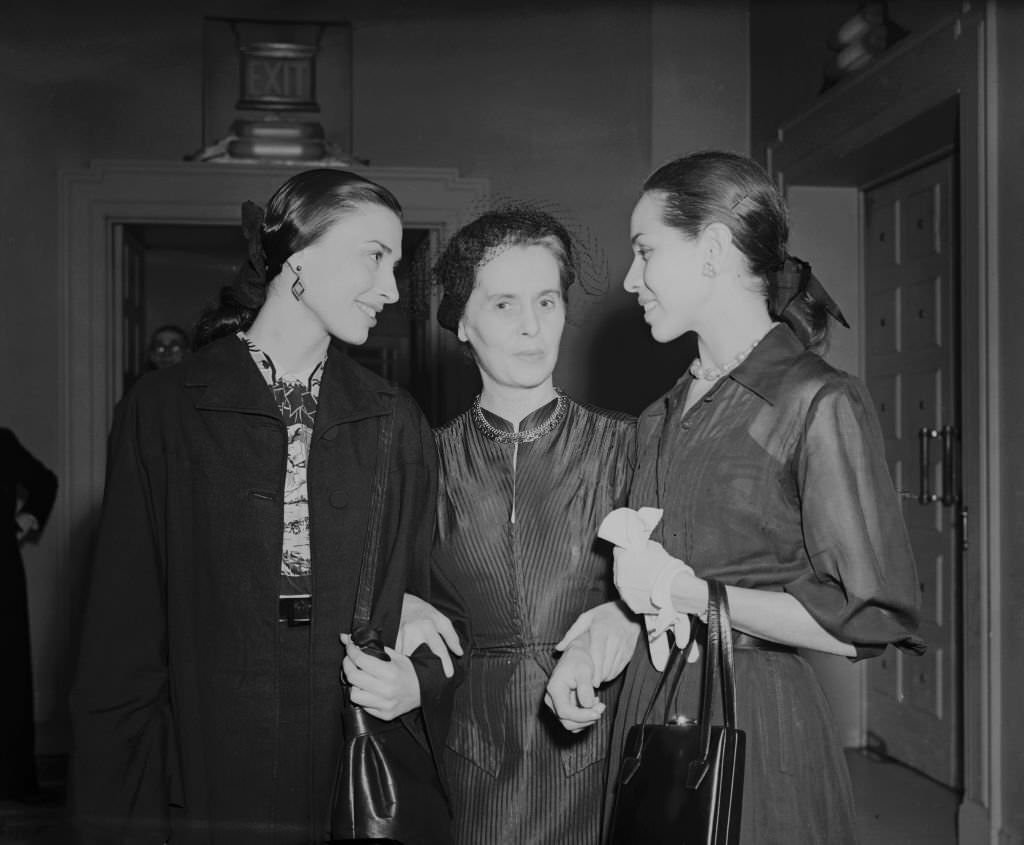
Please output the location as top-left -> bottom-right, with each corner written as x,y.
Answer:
118,225 -> 147,397
863,156 -> 960,788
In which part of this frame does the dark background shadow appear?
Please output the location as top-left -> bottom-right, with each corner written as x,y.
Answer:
584,306 -> 696,416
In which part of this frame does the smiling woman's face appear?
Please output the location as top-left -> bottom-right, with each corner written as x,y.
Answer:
458,242 -> 566,393
290,203 -> 404,346
624,191 -> 713,343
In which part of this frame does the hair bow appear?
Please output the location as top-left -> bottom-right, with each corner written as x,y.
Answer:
771,255 -> 849,328
239,200 -> 267,286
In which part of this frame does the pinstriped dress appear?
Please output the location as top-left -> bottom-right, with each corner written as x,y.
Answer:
606,325 -> 925,844
435,396 -> 634,845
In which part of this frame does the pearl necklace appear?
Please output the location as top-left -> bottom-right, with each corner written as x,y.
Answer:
471,390 -> 569,445
688,324 -> 777,382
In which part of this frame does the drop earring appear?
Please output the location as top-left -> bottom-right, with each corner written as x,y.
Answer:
289,263 -> 304,301
702,261 -> 716,278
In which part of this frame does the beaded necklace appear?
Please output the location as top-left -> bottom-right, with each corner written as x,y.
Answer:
688,323 -> 778,382
471,389 -> 569,445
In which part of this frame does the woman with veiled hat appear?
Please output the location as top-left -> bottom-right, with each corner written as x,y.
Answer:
555,150 -> 925,842
421,206 -> 641,844
70,169 -> 454,844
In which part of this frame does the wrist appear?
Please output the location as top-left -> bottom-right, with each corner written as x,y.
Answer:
662,569 -> 708,617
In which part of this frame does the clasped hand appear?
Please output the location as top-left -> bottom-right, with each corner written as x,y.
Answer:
543,600 -> 641,734
340,633 -> 421,721
395,592 -> 463,678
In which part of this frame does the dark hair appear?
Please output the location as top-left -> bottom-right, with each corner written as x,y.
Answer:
434,206 -> 577,333
643,150 -> 831,349
193,169 -> 402,349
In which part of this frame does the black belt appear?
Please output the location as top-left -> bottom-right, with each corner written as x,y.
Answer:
279,595 -> 312,626
732,631 -> 796,653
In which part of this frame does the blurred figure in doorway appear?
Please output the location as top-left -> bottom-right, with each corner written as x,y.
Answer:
145,324 -> 189,371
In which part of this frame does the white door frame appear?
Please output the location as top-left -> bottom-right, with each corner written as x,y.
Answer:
768,7 -> 999,843
53,160 -> 487,745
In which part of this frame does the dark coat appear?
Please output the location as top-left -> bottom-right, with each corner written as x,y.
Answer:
70,336 -> 450,844
0,428 -> 57,797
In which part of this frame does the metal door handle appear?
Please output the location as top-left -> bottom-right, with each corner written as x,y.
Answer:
940,425 -> 958,506
918,427 -> 938,504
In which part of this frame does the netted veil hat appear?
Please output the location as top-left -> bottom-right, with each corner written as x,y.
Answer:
433,200 -> 608,333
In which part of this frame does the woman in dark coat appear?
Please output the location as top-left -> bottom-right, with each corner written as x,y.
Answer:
70,169 -> 451,844
600,151 -> 925,843
428,208 -> 638,844
0,428 -> 57,801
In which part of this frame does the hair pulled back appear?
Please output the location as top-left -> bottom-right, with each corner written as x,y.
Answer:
644,150 -> 834,349
194,168 -> 402,349
434,206 -> 577,333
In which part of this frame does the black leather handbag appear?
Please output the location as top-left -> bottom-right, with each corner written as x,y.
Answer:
608,579 -> 745,845
330,412 -> 450,844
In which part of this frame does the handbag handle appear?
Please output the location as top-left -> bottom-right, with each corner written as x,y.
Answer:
686,579 -> 737,790
351,410 -> 396,629
630,626 -> 695,729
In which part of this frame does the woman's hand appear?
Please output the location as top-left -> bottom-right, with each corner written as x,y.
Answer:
396,592 -> 463,678
613,541 -> 699,615
14,512 -> 38,544
543,645 -> 606,733
340,633 -> 422,721
555,600 -> 641,683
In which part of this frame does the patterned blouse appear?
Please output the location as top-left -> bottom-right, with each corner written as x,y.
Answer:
239,333 -> 326,598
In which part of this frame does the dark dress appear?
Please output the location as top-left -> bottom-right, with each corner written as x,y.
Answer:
70,336 -> 449,844
606,325 -> 925,845
434,395 -> 634,844
0,429 -> 57,799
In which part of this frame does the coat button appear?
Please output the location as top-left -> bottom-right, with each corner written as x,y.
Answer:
329,491 -> 347,508
322,428 -> 338,441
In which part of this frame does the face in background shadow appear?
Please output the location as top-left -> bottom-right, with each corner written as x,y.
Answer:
147,325 -> 189,370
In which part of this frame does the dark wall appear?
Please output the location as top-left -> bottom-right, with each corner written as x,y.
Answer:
749,0 -> 964,164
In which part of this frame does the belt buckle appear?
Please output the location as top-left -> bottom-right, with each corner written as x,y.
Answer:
280,595 -> 312,626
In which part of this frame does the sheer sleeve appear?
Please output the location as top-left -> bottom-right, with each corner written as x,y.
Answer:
784,375 -> 926,658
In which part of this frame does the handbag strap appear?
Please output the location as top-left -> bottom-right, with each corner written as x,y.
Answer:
633,627 -> 695,727
351,409 -> 395,628
716,580 -> 738,728
686,578 -> 739,790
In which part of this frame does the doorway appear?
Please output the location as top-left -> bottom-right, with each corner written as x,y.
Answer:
114,222 -> 466,425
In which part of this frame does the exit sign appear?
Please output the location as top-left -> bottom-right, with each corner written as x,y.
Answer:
237,42 -> 319,112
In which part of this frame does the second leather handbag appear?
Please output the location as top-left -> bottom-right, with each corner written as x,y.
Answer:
608,579 -> 745,845
329,412 -> 451,844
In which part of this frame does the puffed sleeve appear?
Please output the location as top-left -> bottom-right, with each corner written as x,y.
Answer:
784,375 -> 926,658
69,391 -> 172,843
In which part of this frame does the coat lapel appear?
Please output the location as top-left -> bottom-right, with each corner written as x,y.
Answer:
183,335 -> 280,418
313,341 -> 395,436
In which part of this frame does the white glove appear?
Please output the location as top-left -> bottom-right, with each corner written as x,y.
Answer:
598,507 -> 696,670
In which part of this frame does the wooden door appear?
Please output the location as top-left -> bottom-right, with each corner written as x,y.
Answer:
863,156 -> 961,788
117,225 -> 147,397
